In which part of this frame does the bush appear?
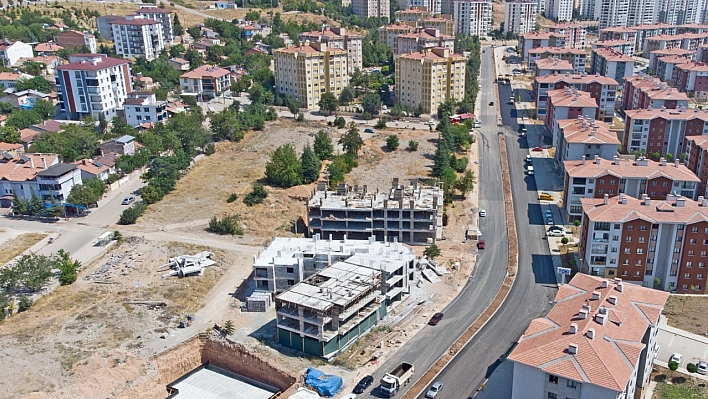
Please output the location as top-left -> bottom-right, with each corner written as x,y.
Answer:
226,193 -> 238,203
362,111 -> 372,120
423,245 -> 441,259
18,294 -> 33,312
560,237 -> 569,245
687,363 -> 698,373
119,202 -> 147,225
669,361 -> 679,371
296,112 -> 304,122
243,183 -> 268,206
408,140 -> 419,151
375,118 -> 387,128
334,116 -> 346,128
204,142 -> 216,155
386,135 -> 399,151
208,214 -> 244,235
113,230 -> 123,242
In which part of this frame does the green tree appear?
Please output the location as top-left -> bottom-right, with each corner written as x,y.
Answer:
172,13 -> 184,36
0,126 -> 20,143
0,293 -> 8,320
265,143 -> 302,188
67,178 -> 106,206
386,134 -> 399,151
338,86 -> 355,105
210,108 -> 244,142
318,91 -> 338,115
423,244 -> 441,259
208,214 -> 243,235
339,123 -> 364,157
439,166 -> 457,203
375,118 -> 387,128
287,96 -> 299,118
222,320 -> 235,336
6,109 -> 43,130
30,123 -> 100,162
669,361 -> 679,371
15,76 -> 52,93
119,202 -> 148,225
243,183 -> 268,206
300,143 -> 321,184
313,130 -> 333,160
245,10 -> 260,20
32,99 -> 56,119
432,139 -> 450,177
408,140 -> 419,151
455,170 -> 476,197
361,92 -> 381,116
55,249 -> 80,285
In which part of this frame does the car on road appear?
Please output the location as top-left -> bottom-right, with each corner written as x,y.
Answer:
478,239 -> 486,249
479,209 -> 487,217
545,210 -> 553,218
546,216 -> 554,225
525,155 -> 533,163
364,128 -> 375,133
489,101 -> 494,106
670,353 -> 683,365
532,146 -> 543,152
425,382 -> 443,399
424,120 -> 435,125
698,361 -> 708,375
474,119 -> 482,128
121,196 -> 135,205
539,193 -> 554,201
428,312 -> 444,326
353,375 -> 374,393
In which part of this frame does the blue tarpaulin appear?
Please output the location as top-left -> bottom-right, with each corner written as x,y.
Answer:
305,367 -> 342,397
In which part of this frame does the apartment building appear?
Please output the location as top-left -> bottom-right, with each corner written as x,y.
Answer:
546,88 -> 600,133
626,0 -> 655,27
518,33 -> 565,60
554,118 -> 620,171
395,47 -> 466,117
0,71 -> 32,90
684,137 -> 708,197
597,0 -> 629,29
395,7 -> 432,24
378,24 -> 415,49
673,62 -> 708,100
110,16 -> 164,61
592,40 -> 634,57
622,75 -> 690,112
300,27 -> 363,74
137,4 -> 174,45
581,0 -> 600,20
96,16 -> 122,40
599,26 -> 637,43
421,16 -> 455,34
643,33 -> 708,58
545,23 -> 586,49
677,23 -> 708,34
180,65 -> 232,101
580,193 -> 708,293
393,28 -> 454,55
403,0 -> 442,13
504,0 -> 538,35
527,47 -> 587,73
55,54 -> 132,121
274,236 -> 415,358
307,179 -> 444,244
352,0 -> 390,19
534,73 -> 618,119
623,107 -> 708,157
535,58 -> 574,77
509,274 -> 667,399
123,91 -> 167,127
453,0 -> 493,36
590,48 -> 634,85
55,30 -> 97,54
655,0 -> 706,25
563,156 -> 699,221
649,48 -> 694,72
0,40 -> 33,67
0,152 -> 75,207
656,55 -> 692,83
699,45 -> 708,63
546,0 -> 573,21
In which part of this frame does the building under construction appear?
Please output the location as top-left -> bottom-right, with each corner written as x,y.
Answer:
273,238 -> 415,358
306,178 -> 444,244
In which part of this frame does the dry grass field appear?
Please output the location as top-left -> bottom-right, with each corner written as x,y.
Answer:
0,232 -> 46,266
664,295 -> 708,336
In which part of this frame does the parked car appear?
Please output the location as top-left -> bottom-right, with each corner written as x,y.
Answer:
121,196 -> 135,205
545,210 -> 553,218
532,146 -> 543,152
489,101 -> 494,106
548,225 -> 564,232
478,239 -> 486,249
670,353 -> 683,365
698,361 -> 708,375
426,382 -> 443,399
424,120 -> 435,125
353,375 -> 374,393
548,230 -> 564,237
539,193 -> 554,201
525,155 -> 533,164
546,217 -> 554,225
364,128 -> 375,133
428,312 -> 444,326
479,209 -> 487,217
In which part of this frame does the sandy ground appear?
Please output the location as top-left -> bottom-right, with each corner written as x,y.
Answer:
0,229 -> 46,266
664,295 -> 708,336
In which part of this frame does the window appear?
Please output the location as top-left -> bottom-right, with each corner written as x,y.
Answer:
683,284 -> 689,290
287,279 -> 295,286
637,248 -> 644,254
693,227 -> 699,233
624,248 -> 631,254
685,273 -> 691,279
548,394 -> 558,399
626,237 -> 632,242
286,267 -> 294,273
696,285 -> 702,291
689,251 -> 695,256
548,375 -> 558,384
698,274 -> 704,279
702,251 -> 707,256
635,271 -> 641,277
628,225 -> 634,231
613,235 -> 619,241
687,262 -> 693,267
639,237 -> 645,243
701,262 -> 705,268
567,380 -> 577,389
622,270 -> 628,276
636,260 -> 642,265
640,225 -> 647,231
692,239 -> 698,244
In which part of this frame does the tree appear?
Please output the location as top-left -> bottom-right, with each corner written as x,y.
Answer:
386,134 -> 399,151
375,118 -> 387,128
669,360 -> 679,371
560,237 -> 569,245
245,10 -> 260,21
338,86 -> 355,105
286,96 -> 299,118
222,320 -> 235,336
0,126 -> 20,143
455,170 -> 476,197
243,183 -> 268,206
172,14 -> 184,36
15,76 -> 52,93
56,249 -> 80,285
313,130 -> 333,160
32,99 -> 56,119
408,140 -> 419,151
300,143 -> 321,184
432,139 -> 450,177
687,363 -> 698,373
67,178 -> 106,206
334,116 -> 346,128
318,91 -> 338,115
423,245 -> 441,259
210,108 -> 244,142
6,109 -> 43,130
249,82 -> 264,104
361,92 -> 382,116
340,123 -> 364,157
208,214 -> 243,235
265,143 -> 302,188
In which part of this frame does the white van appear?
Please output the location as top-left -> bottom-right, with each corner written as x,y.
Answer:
527,165 -> 534,175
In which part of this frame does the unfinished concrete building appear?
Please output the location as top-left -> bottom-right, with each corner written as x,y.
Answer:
274,240 -> 415,358
306,178 -> 444,244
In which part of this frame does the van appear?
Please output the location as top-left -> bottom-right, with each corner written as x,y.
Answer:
527,165 -> 534,175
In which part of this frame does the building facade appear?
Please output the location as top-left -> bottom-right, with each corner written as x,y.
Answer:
110,16 -> 165,61
545,23 -> 587,49
453,0 -> 493,36
545,88 -> 600,132
504,0 -> 537,35
0,40 -> 33,67
393,28 -> 454,55
299,27 -> 363,74
534,73 -> 618,120
55,30 -> 97,54
590,48 -> 635,85
597,0 -> 629,29
352,0 -> 390,19
527,47 -> 587,73
622,108 -> 708,158
123,91 -> 167,127
622,74 -> 690,111
137,5 -> 174,45
683,137 -> 708,198
378,24 -> 416,49
554,118 -> 620,172
179,65 -> 232,100
546,0 -> 573,21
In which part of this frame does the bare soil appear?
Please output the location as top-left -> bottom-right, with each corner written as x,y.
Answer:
664,295 -> 708,336
0,231 -> 46,266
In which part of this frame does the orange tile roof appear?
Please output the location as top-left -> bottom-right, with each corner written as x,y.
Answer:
650,48 -> 694,56
528,46 -> 587,55
180,65 -> 230,79
0,153 -> 59,181
564,157 -> 699,182
556,118 -> 619,145
34,42 -> 63,52
548,89 -> 599,108
535,73 -> 618,85
657,55 -> 694,65
397,47 -> 465,61
675,61 -> 708,73
0,142 -> 22,152
73,159 -> 108,175
593,47 -> 634,62
625,107 -> 708,121
535,57 -> 574,70
509,274 -> 668,392
581,194 -> 708,224
600,27 -> 638,33
594,39 -> 633,47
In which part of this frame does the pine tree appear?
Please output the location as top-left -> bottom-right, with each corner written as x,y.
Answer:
313,130 -> 333,160
300,143 -> 321,184
432,138 -> 450,177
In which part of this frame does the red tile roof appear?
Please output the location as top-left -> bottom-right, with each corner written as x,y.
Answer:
548,89 -> 599,108
56,55 -> 129,71
535,73 -> 618,86
556,118 -> 619,145
180,64 -> 230,79
564,157 -> 699,182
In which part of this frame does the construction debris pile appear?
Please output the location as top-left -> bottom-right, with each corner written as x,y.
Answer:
84,252 -> 141,282
418,256 -> 448,285
159,251 -> 216,278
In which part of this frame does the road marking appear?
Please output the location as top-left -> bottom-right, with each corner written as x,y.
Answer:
668,334 -> 676,348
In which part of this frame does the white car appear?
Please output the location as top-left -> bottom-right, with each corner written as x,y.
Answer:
547,230 -> 564,237
425,382 -> 443,399
479,209 -> 487,217
669,353 -> 683,365
424,120 -> 435,125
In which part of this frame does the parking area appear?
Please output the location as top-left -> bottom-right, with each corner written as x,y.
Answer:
656,316 -> 708,379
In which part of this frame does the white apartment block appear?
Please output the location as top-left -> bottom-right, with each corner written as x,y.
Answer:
275,42 -> 348,110
405,0 -> 442,14
395,47 -> 466,116
546,0 -> 573,22
55,54 -> 133,121
504,0 -> 538,35
626,0 -> 655,27
299,27 -> 363,74
453,0 -> 492,36
179,65 -> 231,100
137,5 -> 174,45
124,91 -> 168,127
581,0 -> 600,19
0,40 -> 33,67
110,16 -> 165,61
598,0 -> 629,29
352,0 -> 390,19
655,0 -> 706,25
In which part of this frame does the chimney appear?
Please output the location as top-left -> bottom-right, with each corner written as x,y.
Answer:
595,313 -> 608,325
29,158 -> 34,168
676,197 -> 686,207
568,343 -> 578,355
608,295 -> 618,305
603,193 -> 609,205
581,155 -> 586,165
620,193 -> 627,204
569,323 -> 578,334
594,155 -> 601,164
675,159 -> 680,167
586,328 -> 596,339
661,157 -> 667,166
703,196 -> 708,207
616,282 -> 624,292
579,309 -> 589,319
613,156 -> 620,165
614,277 -> 622,284
591,291 -> 601,300
643,194 -> 650,206
601,279 -> 609,288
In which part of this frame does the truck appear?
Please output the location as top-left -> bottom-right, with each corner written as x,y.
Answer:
380,362 -> 414,397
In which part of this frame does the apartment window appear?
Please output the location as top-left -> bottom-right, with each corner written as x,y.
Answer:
640,225 -> 647,231
689,251 -> 695,256
547,394 -> 558,399
628,225 -> 634,231
683,284 -> 689,290
685,273 -> 691,279
639,237 -> 645,243
634,271 -> 641,277
704,240 -> 708,245
549,375 -> 558,384
624,248 -> 631,254
614,224 -> 620,229
286,267 -> 294,273
611,247 -> 618,253
702,251 -> 707,257
287,279 -> 295,286
636,260 -> 642,265
567,380 -> 577,389
652,181 -> 658,186
623,259 -> 629,265
692,239 -> 698,244
637,248 -> 644,254
693,227 -> 699,233
625,237 -> 632,242
696,285 -> 702,291
701,263 -> 706,268
687,262 -> 693,268
613,235 -> 619,241
622,270 -> 628,276
698,274 -> 704,279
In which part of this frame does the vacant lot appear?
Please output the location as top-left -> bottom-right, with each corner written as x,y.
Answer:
653,368 -> 708,399
664,295 -> 708,336
0,231 -> 46,266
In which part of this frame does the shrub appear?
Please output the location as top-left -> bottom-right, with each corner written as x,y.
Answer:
687,363 -> 698,373
118,202 -> 147,225
226,193 -> 238,203
408,140 -> 419,151
669,361 -> 679,371
423,245 -> 441,259
243,183 -> 268,206
375,118 -> 387,128
112,230 -> 123,242
362,111 -> 372,120
208,214 -> 244,235
334,116 -> 346,128
386,134 -> 399,151
204,142 -> 216,155
296,112 -> 304,121
560,237 -> 569,245
18,294 -> 33,312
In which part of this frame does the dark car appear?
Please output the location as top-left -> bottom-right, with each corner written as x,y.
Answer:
353,375 -> 374,394
489,101 -> 494,106
428,312 -> 444,326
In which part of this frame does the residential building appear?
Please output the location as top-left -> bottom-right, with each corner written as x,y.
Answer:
599,26 -> 638,43
0,72 -> 31,90
655,0 -> 706,25
99,135 -> 136,156
300,27 -> 363,74
546,0 -> 573,21
18,55 -> 65,79
592,40 -> 634,57
698,45 -> 708,63
534,73 -> 619,120
642,33 -> 708,58
0,152 -> 59,207
55,30 -> 97,54
110,16 -> 165,61
73,158 -> 110,181
421,16 -> 455,34
509,274 -> 668,399
518,33 -> 566,60
453,0 -> 493,36
393,28 -> 454,55
34,42 -> 63,56
123,92 -> 167,127
1,90 -> 55,110
179,65 -> 231,101
673,62 -> 708,100
677,23 -> 708,34
622,107 -> 708,157
274,43 -> 348,110
534,57 -> 574,77
579,193 -> 708,293
403,0 -> 442,13
0,40 -> 33,67
504,0 -> 537,35
590,48 -> 635,85
632,23 -> 676,54
563,155 -> 699,221
352,0 -> 390,19
626,0 -> 655,27
137,4 -> 174,45
649,47 -> 694,72
597,0 -> 629,29
622,75 -> 690,111
307,179 -> 444,244
168,57 -> 190,71
545,22 -> 586,49
655,55 -> 692,83
272,236 -> 415,358
581,0 -> 600,19
554,117 -> 619,170
395,7 -> 432,24
684,137 -> 708,197
55,54 -> 133,121
395,47 -> 466,117
241,23 -> 269,41
527,47 -> 587,74
378,24 -> 416,49
96,15 -> 122,40
546,88 -> 600,133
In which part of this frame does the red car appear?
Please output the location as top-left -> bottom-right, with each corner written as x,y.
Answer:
478,239 -> 486,249
429,312 -> 444,326
532,146 -> 543,152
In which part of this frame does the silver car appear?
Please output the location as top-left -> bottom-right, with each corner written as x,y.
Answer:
698,360 -> 708,375
426,382 -> 443,399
